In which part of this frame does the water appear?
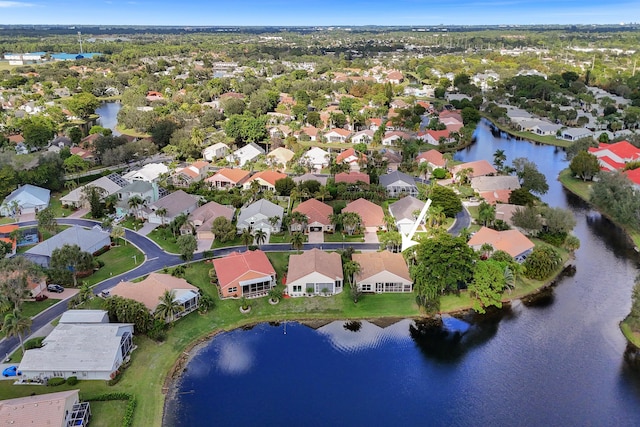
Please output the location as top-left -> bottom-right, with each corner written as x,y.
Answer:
95,101 -> 121,135
165,120 -> 640,426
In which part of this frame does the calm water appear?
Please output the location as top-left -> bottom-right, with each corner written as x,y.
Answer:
95,101 -> 121,135
165,120 -> 640,426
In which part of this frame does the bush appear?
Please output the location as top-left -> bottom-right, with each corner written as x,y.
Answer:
538,231 -> 567,247
432,168 -> 447,179
24,336 -> 44,351
67,376 -> 78,385
47,377 -> 66,387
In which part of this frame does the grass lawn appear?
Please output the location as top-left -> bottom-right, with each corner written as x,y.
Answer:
212,235 -> 243,248
84,244 -> 144,286
485,118 -> 573,148
324,232 -> 364,243
88,400 -> 129,427
22,299 -> 60,318
115,125 -> 150,138
269,231 -> 308,244
119,217 -> 144,231
267,252 -> 289,284
146,227 -> 181,254
48,196 -> 75,218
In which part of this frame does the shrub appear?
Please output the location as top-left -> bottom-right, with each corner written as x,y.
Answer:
47,377 -> 66,387
67,376 -> 78,385
24,336 -> 44,351
432,168 -> 447,179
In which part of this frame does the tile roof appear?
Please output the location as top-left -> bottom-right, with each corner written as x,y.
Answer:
451,160 -> 497,178
151,190 -> 199,217
353,250 -> 411,282
206,168 -> 251,184
246,170 -> 288,187
342,198 -> 384,227
389,196 -> 425,221
379,171 -> 417,187
416,149 -> 446,167
0,389 -> 79,427
589,140 -> 640,163
189,201 -> 235,231
287,249 -> 343,283
293,198 -> 333,226
468,227 -> 534,258
470,176 -> 521,192
110,273 -> 198,311
336,148 -> 366,164
213,250 -> 276,290
335,171 -> 370,185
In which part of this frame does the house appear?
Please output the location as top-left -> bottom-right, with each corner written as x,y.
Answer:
19,322 -> 134,381
558,127 -> 593,142
298,126 -> 319,142
351,130 -> 374,145
495,203 -> 521,226
588,140 -> 640,171
226,142 -> 265,167
59,309 -> 110,324
302,147 -> 330,172
0,224 -> 18,259
292,173 -> 328,187
122,163 -> 169,183
381,149 -> 403,171
468,226 -> 535,262
335,171 -> 370,185
0,184 -> 50,216
390,99 -> 410,109
188,201 -> 235,240
382,131 -> 412,146
205,168 -> 251,189
267,147 -> 295,168
147,190 -> 200,224
24,226 -> 111,267
242,170 -> 288,192
237,199 -> 284,235
451,160 -> 497,181
416,149 -> 446,169
342,198 -> 385,231
146,90 -> 164,102
170,161 -> 210,187
286,249 -> 343,296
386,71 -> 404,84
70,146 -> 96,163
61,173 -> 129,209
368,118 -> 393,131
0,390 -> 91,427
379,171 -> 418,197
417,129 -> 453,146
325,128 -> 351,143
292,198 -> 334,232
115,180 -> 159,217
352,251 -> 413,293
389,196 -> 425,235
202,142 -> 229,161
471,175 -> 521,204
212,250 -> 276,298
336,148 -> 366,171
110,273 -> 200,322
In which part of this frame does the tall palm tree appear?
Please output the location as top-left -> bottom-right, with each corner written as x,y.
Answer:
110,225 -> 125,245
3,311 -> 32,355
341,212 -> 361,236
383,214 -> 396,232
240,227 -> 254,248
290,231 -> 305,253
254,229 -> 267,248
343,260 -> 362,303
314,186 -> 331,202
288,211 -> 308,233
156,207 -> 168,226
154,290 -> 184,323
128,195 -> 144,219
268,216 -> 281,232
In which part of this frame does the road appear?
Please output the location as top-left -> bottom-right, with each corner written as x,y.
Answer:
0,209 -> 468,357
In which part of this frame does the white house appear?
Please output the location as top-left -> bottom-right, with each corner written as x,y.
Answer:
379,171 -> 418,197
226,142 -> 265,166
237,199 -> 284,236
202,142 -> 229,161
122,163 -> 169,183
353,251 -> 413,293
1,184 -> 50,216
351,130 -> 374,145
286,249 -> 343,297
302,147 -> 330,172
61,173 -> 128,209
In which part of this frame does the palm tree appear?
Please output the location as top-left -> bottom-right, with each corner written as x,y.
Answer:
127,196 -> 144,219
3,311 -> 32,355
343,260 -> 362,303
64,180 -> 78,193
268,216 -> 281,233
383,214 -> 396,232
156,207 -> 168,226
329,213 -> 343,233
78,282 -> 93,303
290,231 -> 305,253
288,211 -> 308,233
493,149 -> 507,173
480,243 -> 494,259
478,201 -> 496,227
155,290 -> 184,323
240,227 -> 254,248
503,266 -> 515,294
110,225 -> 125,245
314,186 -> 331,202
341,212 -> 361,236
254,229 -> 267,248
427,205 -> 445,228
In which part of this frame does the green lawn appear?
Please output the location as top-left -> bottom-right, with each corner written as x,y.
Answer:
212,235 -> 243,248
558,168 -> 592,201
146,227 -> 181,254
114,125 -> 150,138
88,400 -> 129,427
119,217 -> 144,231
22,299 -> 61,318
324,232 -> 364,243
84,244 -> 144,286
621,321 -> 640,349
269,231 -> 308,244
48,196 -> 75,218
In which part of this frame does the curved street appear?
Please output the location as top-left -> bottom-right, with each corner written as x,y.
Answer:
0,209 -> 470,357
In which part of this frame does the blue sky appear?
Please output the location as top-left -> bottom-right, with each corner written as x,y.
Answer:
1,0 -> 638,26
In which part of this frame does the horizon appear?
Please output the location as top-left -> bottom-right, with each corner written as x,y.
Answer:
1,0 -> 639,27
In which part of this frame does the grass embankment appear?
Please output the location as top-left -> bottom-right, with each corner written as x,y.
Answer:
621,321 -> 640,349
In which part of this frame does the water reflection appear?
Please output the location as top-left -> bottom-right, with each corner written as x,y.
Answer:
315,319 -> 413,352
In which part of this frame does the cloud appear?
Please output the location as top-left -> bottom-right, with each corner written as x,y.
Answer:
0,1 -> 34,7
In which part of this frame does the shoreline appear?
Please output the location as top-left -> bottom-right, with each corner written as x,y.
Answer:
481,116 -> 574,148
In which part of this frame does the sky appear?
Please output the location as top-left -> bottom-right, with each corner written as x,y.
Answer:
0,0 -> 639,26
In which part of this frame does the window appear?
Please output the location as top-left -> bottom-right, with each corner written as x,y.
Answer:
359,284 -> 372,292
228,287 -> 237,294
293,285 -> 302,292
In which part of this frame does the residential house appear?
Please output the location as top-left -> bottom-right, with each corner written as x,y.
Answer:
351,130 -> 374,145
122,163 -> 169,183
379,171 -> 418,197
188,201 -> 235,240
495,203 -> 521,227
115,180 -> 159,217
416,149 -> 446,169
237,199 -> 284,235
298,126 -> 319,142
451,160 -> 497,181
19,322 -> 134,381
390,99 -> 410,109
588,140 -> 640,171
352,251 -> 413,293
202,142 -> 229,161
212,250 -> 276,298
336,148 -> 366,171
335,171 -> 370,185
389,196 -> 425,235
417,129 -> 453,146
170,161 -> 210,187
286,249 -> 343,296
110,273 -> 200,322
342,198 -> 384,231
61,173 -> 128,209
381,149 -> 403,171
471,175 -> 521,204
70,146 -> 96,163
386,71 -> 404,84
1,184 -> 50,216
292,198 -> 334,233
242,170 -> 288,192
0,224 -> 18,258
468,226 -> 535,262
293,173 -> 328,187
325,128 -> 352,143
558,127 -> 593,141
302,147 -> 330,172
267,147 -> 295,168
146,90 -> 164,102
59,309 -> 110,324
368,118 -> 394,132
147,190 -> 200,224
0,390 -> 91,427
226,142 -> 265,167
24,225 -> 111,268
382,131 -> 412,146
205,168 -> 251,189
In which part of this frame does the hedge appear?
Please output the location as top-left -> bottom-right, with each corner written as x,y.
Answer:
47,377 -> 66,386
84,393 -> 137,427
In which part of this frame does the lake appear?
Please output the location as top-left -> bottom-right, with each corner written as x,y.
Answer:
95,101 -> 121,135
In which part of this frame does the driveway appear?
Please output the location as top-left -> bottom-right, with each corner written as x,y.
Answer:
67,208 -> 89,219
364,228 -> 379,244
137,222 -> 160,236
308,231 -> 324,244
43,287 -> 79,300
196,238 -> 213,253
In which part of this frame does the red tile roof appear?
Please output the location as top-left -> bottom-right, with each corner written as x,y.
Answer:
416,149 -> 445,167
336,148 -> 366,164
335,171 -> 370,184
468,227 -> 534,258
451,160 -> 497,178
246,170 -> 288,186
213,250 -> 276,292
206,168 -> 251,184
342,198 -> 384,228
589,140 -> 640,162
293,198 -> 333,226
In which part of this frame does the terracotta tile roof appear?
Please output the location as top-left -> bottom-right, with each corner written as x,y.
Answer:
424,129 -> 452,140
326,128 -> 352,137
439,110 -> 463,122
468,227 -> 534,258
206,168 -> 251,184
293,198 -> 333,226
625,168 -> 640,186
0,224 -> 19,234
416,149 -> 445,167
335,171 -> 370,185
287,249 -> 343,283
110,273 -> 198,311
353,250 -> 411,282
336,147 -> 366,164
0,389 -> 79,427
479,189 -> 512,204
301,126 -> 319,137
246,170 -> 288,187
451,160 -> 497,178
189,201 -> 235,230
213,250 -> 276,291
191,160 -> 210,170
8,134 -> 24,144
342,198 -> 384,227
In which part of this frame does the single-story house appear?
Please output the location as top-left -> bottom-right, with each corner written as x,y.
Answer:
147,190 -> 200,224
202,142 -> 229,161
205,168 -> 251,189
1,184 -> 50,216
0,224 -> 18,258
379,171 -> 418,197
335,171 -> 370,185
302,147 -> 330,172
188,201 -> 235,240
416,149 -> 446,169
389,196 -> 425,235
59,309 -> 110,324
237,199 -> 284,235
382,131 -> 412,146
122,163 -> 169,183
24,226 -> 111,267
495,203 -> 523,227
471,176 -> 521,193
0,390 -> 91,427
342,198 -> 385,231
242,170 -> 288,192
226,142 -> 265,167
325,128 -> 352,143
352,250 -> 413,293
351,130 -> 374,145
451,160 -> 497,181
267,147 -> 295,168
292,198 -> 334,232
61,173 -> 129,209
298,126 -> 319,142
110,273 -> 200,322
170,161 -> 210,187
468,226 -> 535,262
19,322 -> 134,381
212,250 -> 276,298
336,148 -> 366,171
286,249 -> 343,296
588,140 -> 640,171
292,173 -> 328,187
558,127 -> 593,142
417,129 -> 453,146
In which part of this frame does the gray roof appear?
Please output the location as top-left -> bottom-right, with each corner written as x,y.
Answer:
4,184 -> 50,207
61,175 -> 126,204
470,176 -> 521,192
59,309 -> 109,324
118,180 -> 153,194
379,171 -> 417,187
150,190 -> 199,217
389,196 -> 425,221
292,173 -> 328,186
25,226 -> 110,258
238,199 -> 284,225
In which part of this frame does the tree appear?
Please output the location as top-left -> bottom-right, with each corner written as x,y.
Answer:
469,260 -> 505,314
379,231 -> 401,252
36,207 -> 57,235
288,211 -> 309,232
110,225 -> 125,245
290,232 -> 305,252
541,206 -> 576,235
156,207 -> 168,226
493,149 -> 507,173
461,107 -> 481,126
254,229 -> 267,248
212,217 -> 236,243
508,188 -> 536,206
176,234 -> 197,261
64,92 -> 100,118
411,262 -> 440,314
128,195 -> 145,219
343,260 -> 362,302
590,171 -> 640,228
63,155 -> 89,182
523,246 -> 561,280
240,227 -> 254,248
155,290 -> 184,323
429,185 -> 462,217
67,126 -> 82,145
569,151 -> 600,181
341,212 -> 361,236
103,296 -> 153,334
50,244 -> 94,287
512,205 -> 542,236
2,311 -> 32,355
22,115 -> 55,149
0,257 -> 43,311
150,119 -> 179,149
512,158 -> 549,196
275,177 -> 296,196
477,201 -> 496,227
81,185 -> 106,219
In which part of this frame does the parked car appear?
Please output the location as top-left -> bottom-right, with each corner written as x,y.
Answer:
47,284 -> 64,293
2,366 -> 21,377
100,290 -> 110,298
